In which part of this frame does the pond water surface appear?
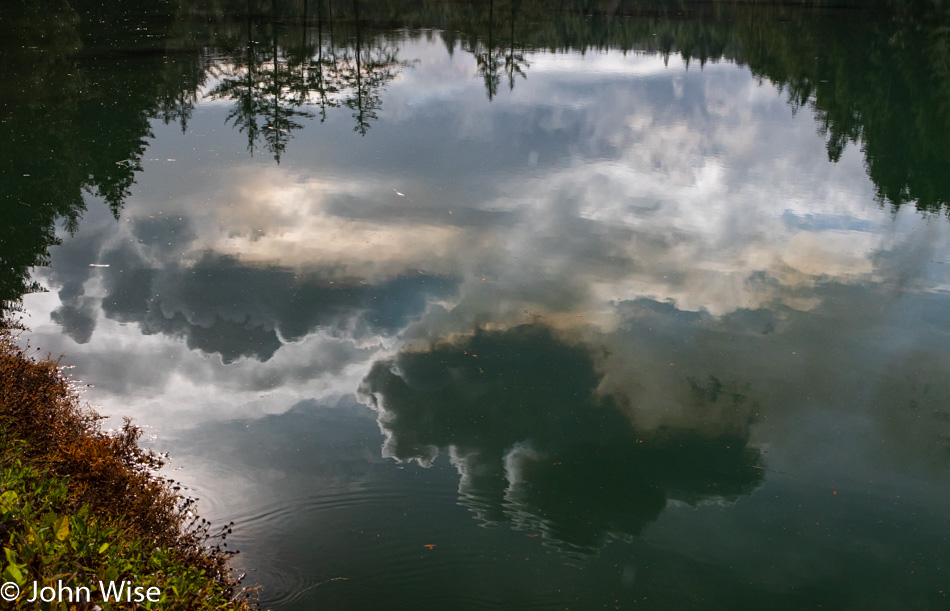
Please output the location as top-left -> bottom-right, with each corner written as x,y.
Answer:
3,1 -> 950,608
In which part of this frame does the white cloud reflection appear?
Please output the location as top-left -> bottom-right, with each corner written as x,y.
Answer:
21,41 -> 950,448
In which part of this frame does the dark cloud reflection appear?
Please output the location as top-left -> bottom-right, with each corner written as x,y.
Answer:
50,296 -> 98,344
97,247 -> 457,363
360,324 -> 763,552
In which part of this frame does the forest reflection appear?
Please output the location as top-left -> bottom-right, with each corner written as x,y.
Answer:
3,0 -> 950,314
209,1 -> 412,157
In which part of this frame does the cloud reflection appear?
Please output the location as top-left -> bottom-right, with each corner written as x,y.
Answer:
20,41 -> 950,452
96,246 -> 456,363
359,323 -> 763,551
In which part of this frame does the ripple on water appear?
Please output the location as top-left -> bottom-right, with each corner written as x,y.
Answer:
226,480 -> 475,607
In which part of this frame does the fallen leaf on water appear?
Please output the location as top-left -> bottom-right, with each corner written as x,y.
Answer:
528,534 -> 539,538
423,544 -> 436,549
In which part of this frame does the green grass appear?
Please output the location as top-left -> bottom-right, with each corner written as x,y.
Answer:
0,335 -> 256,610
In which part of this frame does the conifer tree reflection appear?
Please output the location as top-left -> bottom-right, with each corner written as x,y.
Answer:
473,0 -> 502,100
340,0 -> 410,135
263,15 -> 312,161
732,1 -> 950,211
6,0 -> 950,322
470,0 -> 529,100
505,1 -> 528,92
210,7 -> 313,161
156,14 -> 214,135
210,0 -> 407,145
287,0 -> 342,123
0,0 -> 204,313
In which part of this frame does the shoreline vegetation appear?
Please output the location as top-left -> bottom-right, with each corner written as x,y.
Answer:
0,329 -> 256,610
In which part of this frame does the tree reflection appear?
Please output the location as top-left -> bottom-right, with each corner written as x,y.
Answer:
210,8 -> 313,161
504,2 -> 529,92
470,0 -> 530,100
0,0 -> 201,313
359,324 -> 763,552
733,2 -> 950,212
287,0 -> 342,123
210,0 -> 408,150
5,0 -> 950,321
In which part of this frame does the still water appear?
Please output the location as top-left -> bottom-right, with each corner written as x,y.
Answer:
3,1 -> 950,608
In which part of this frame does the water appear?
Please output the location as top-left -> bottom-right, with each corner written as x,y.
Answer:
3,1 -> 950,608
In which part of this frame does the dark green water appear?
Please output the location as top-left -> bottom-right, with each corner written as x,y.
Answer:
3,1 -> 950,608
